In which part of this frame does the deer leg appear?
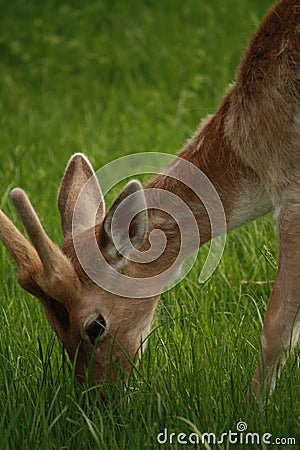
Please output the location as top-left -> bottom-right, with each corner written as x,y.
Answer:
251,202 -> 300,398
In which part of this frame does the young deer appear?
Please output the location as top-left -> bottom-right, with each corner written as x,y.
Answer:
0,0 -> 300,399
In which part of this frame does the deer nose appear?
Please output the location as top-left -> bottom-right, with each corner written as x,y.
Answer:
83,314 -> 107,346
85,315 -> 107,345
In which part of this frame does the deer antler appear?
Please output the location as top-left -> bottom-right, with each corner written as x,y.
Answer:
0,208 -> 37,265
0,189 -> 80,307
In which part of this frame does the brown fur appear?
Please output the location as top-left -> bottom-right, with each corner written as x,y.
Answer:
0,0 -> 299,399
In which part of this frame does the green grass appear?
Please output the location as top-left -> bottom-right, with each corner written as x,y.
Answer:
0,0 -> 299,448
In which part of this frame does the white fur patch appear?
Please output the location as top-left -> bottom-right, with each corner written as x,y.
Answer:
228,182 -> 272,231
273,206 -> 281,221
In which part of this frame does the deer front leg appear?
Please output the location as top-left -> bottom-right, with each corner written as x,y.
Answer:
251,203 -> 300,398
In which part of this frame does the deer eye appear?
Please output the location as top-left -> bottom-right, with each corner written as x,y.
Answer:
85,315 -> 107,345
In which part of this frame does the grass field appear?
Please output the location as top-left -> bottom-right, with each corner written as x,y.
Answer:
0,0 -> 299,448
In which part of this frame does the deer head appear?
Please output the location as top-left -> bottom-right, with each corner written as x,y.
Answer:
0,153 -> 159,392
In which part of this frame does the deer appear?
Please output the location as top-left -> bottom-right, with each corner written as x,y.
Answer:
0,0 -> 300,401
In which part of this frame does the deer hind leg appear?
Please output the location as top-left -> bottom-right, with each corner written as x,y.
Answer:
251,201 -> 300,398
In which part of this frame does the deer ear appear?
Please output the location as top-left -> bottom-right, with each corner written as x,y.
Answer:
102,180 -> 148,264
58,153 -> 105,237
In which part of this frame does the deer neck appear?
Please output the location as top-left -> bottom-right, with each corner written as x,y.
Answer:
128,95 -> 272,281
